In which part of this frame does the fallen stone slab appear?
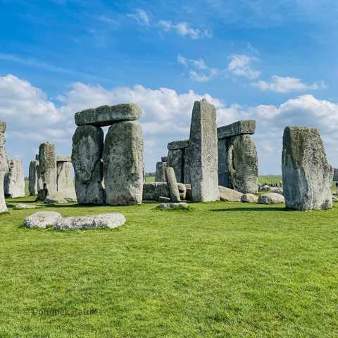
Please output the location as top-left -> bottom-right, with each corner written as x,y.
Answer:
75,104 -> 142,127
219,186 -> 243,202
14,203 -> 39,210
24,211 -> 62,228
258,193 -> 285,205
241,193 -> 258,203
158,202 -> 189,210
217,120 -> 256,139
54,213 -> 126,230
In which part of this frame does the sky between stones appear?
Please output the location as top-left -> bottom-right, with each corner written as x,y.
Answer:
0,0 -> 338,174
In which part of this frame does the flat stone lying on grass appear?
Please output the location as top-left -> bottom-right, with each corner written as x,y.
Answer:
219,186 -> 243,202
24,211 -> 126,230
158,202 -> 189,210
241,193 -> 258,203
258,193 -> 285,205
24,211 -> 62,228
54,213 -> 126,230
14,203 -> 39,210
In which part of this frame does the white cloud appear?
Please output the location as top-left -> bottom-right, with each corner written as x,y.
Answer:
158,20 -> 212,39
127,9 -> 150,26
228,54 -> 260,80
253,75 -> 325,93
177,55 -> 220,82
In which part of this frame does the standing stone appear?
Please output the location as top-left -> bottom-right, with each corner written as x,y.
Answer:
72,125 -> 105,205
217,120 -> 258,194
167,140 -> 189,183
165,166 -> 180,202
4,159 -> 25,198
282,127 -> 333,210
0,122 -> 8,213
38,143 -> 57,200
189,99 -> 219,202
155,161 -> 167,182
28,160 -> 38,195
57,159 -> 76,199
103,121 -> 143,205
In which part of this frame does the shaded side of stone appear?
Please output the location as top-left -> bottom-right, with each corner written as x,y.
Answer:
0,121 -> 7,213
103,121 -> 144,205
167,148 -> 185,183
72,125 -> 105,204
4,159 -> 25,198
282,126 -> 333,210
28,160 -> 38,195
155,161 -> 167,182
189,99 -> 219,202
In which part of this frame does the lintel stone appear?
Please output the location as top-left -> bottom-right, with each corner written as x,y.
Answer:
167,140 -> 189,150
217,120 -> 256,139
75,103 -> 142,127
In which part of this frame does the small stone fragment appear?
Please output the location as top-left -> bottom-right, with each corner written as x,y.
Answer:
241,193 -> 258,203
219,186 -> 243,202
258,193 -> 285,205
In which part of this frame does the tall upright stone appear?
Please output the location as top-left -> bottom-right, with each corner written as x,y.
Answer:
0,122 -> 8,213
189,99 -> 219,202
72,126 -> 105,204
103,120 -> 144,205
4,159 -> 25,198
56,157 -> 76,199
217,120 -> 258,194
38,143 -> 57,200
167,140 -> 189,183
282,126 -> 333,210
155,160 -> 167,182
28,160 -> 38,195
165,166 -> 181,202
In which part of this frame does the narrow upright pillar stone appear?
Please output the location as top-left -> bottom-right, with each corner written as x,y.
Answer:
0,122 -> 8,213
165,166 -> 181,202
29,160 -> 38,195
57,159 -> 76,199
189,99 -> 219,202
155,161 -> 167,182
38,143 -> 57,200
103,121 -> 144,205
4,159 -> 25,198
72,125 -> 105,204
282,126 -> 333,210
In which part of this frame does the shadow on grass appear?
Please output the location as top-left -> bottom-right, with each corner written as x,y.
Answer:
210,206 -> 287,212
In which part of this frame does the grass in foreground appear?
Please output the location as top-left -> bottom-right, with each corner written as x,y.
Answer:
0,197 -> 337,337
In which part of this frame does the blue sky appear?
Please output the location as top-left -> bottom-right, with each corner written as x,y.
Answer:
1,0 -> 338,174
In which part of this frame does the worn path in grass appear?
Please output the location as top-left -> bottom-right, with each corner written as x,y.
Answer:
0,198 -> 337,337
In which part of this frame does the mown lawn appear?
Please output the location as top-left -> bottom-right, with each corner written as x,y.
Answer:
0,197 -> 337,337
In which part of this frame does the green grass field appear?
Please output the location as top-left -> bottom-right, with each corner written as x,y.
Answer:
0,197 -> 337,337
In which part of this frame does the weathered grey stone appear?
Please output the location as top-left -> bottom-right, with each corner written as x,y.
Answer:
159,196 -> 171,203
165,167 -> 180,202
75,104 -> 142,127
218,133 -> 258,194
103,121 -> 143,205
57,160 -> 76,200
4,159 -> 25,198
217,120 -> 256,139
155,161 -> 167,182
143,182 -> 170,200
54,213 -> 126,230
258,193 -> 285,204
44,192 -> 77,205
241,193 -> 258,203
56,155 -> 71,162
177,183 -> 187,200
219,186 -> 243,202
282,127 -> 333,210
38,143 -> 57,199
259,184 -> 271,192
270,187 -> 283,195
24,211 -> 62,228
158,202 -> 189,210
0,122 -> 8,213
161,156 -> 167,162
189,99 -> 219,202
72,125 -> 105,205
167,148 -> 184,183
28,160 -> 38,196
167,140 -> 189,150
185,184 -> 192,201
